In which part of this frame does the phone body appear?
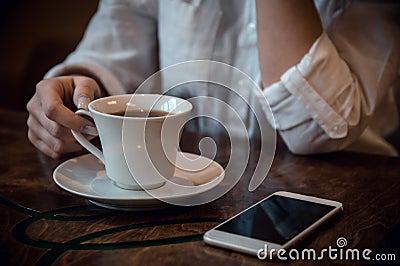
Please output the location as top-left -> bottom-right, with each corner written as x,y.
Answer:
204,191 -> 342,258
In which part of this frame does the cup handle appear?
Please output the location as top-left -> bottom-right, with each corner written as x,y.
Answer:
71,109 -> 104,163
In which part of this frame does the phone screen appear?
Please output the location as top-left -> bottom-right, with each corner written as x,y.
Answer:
214,195 -> 336,245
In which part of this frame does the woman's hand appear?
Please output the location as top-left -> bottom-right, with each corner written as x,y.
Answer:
26,75 -> 104,158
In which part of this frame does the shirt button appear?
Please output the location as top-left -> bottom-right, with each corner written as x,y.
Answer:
248,22 -> 256,30
333,124 -> 347,136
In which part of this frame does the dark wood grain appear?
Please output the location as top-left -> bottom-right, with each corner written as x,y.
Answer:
1,108 -> 399,265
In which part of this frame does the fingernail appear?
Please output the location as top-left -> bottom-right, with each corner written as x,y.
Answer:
77,95 -> 91,110
81,125 -> 98,136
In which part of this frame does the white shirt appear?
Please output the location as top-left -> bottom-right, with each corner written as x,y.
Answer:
264,0 -> 400,156
46,0 -> 400,156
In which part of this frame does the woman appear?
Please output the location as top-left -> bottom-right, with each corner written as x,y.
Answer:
26,0 -> 400,158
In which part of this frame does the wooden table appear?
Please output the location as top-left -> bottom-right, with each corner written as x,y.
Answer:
1,108 -> 399,265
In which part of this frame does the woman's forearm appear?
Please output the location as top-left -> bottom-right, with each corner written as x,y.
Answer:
256,0 -> 323,87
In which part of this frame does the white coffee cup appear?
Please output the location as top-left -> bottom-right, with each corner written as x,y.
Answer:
71,94 -> 192,190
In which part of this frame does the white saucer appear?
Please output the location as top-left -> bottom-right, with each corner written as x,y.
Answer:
53,152 -> 225,211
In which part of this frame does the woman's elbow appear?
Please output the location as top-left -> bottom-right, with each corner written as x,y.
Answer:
283,135 -> 344,155
278,122 -> 363,155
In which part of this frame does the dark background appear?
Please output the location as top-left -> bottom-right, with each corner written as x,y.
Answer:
0,0 -> 98,110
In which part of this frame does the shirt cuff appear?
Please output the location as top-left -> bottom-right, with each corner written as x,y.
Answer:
263,32 -> 350,139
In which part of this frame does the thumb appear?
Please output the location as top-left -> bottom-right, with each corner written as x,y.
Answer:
72,76 -> 102,109
71,76 -> 102,135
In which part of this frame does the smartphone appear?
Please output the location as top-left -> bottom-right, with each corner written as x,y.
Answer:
204,191 -> 342,258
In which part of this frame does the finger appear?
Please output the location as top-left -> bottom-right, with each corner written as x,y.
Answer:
27,115 -> 84,154
72,76 -> 102,108
36,79 -> 94,132
27,95 -> 75,139
29,104 -> 72,139
28,128 -> 60,159
77,95 -> 91,110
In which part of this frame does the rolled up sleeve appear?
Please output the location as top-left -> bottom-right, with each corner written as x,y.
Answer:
263,30 -> 394,154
